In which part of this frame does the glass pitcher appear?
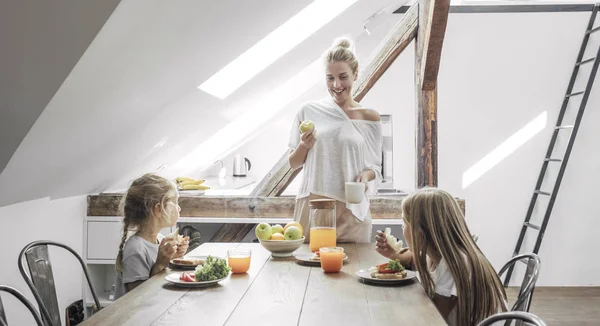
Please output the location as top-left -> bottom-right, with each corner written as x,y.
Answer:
309,199 -> 336,252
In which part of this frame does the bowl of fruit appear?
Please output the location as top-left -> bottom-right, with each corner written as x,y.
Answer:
255,222 -> 305,257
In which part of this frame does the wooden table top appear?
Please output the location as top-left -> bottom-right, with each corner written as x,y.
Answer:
82,242 -> 445,326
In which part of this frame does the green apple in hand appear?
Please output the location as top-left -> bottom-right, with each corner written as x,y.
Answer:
299,120 -> 315,134
271,224 -> 284,235
255,223 -> 273,240
284,226 -> 302,240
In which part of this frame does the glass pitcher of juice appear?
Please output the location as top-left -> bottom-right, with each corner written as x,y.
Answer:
309,199 -> 336,252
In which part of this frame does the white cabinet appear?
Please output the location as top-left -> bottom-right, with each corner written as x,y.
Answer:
86,221 -> 123,261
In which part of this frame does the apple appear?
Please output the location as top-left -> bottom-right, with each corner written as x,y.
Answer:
271,224 -> 284,235
283,221 -> 303,235
270,233 -> 285,240
299,120 -> 315,134
255,223 -> 273,240
284,226 -> 302,240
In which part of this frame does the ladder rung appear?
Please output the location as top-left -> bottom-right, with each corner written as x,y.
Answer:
576,57 -> 596,66
544,158 -> 562,162
524,222 -> 540,230
555,125 -> 574,130
566,91 -> 584,98
587,26 -> 600,34
534,190 -> 551,196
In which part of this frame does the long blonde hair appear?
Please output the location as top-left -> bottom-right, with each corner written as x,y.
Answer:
402,187 -> 507,326
115,173 -> 178,272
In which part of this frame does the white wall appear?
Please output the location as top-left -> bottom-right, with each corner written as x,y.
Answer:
0,196 -> 85,326
237,11 -> 599,286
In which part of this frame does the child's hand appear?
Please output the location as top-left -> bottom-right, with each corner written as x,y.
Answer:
174,236 -> 190,258
375,230 -> 397,259
157,238 -> 177,267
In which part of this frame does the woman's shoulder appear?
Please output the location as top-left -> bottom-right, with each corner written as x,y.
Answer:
354,108 -> 381,122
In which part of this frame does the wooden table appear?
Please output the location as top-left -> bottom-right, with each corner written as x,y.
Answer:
82,243 -> 446,326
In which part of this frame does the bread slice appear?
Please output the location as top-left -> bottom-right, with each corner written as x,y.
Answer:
370,270 -> 408,279
172,258 -> 205,266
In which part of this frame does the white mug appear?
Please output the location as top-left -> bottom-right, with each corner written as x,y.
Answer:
345,182 -> 366,204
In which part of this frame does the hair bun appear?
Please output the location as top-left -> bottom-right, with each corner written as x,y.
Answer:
333,37 -> 352,49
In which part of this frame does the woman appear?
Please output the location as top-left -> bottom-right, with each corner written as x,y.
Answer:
288,38 -> 383,243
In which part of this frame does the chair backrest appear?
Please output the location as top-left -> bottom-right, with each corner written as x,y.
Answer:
18,241 -> 102,326
476,311 -> 547,326
0,285 -> 44,326
498,253 -> 541,312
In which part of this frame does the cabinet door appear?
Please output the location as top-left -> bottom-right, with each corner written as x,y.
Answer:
87,221 -> 123,260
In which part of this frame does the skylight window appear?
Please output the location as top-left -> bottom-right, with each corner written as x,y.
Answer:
197,0 -> 359,99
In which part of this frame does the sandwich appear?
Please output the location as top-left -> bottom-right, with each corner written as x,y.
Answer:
384,228 -> 404,253
166,228 -> 184,245
369,259 -> 407,279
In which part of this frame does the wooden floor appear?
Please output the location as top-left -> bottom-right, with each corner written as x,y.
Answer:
506,287 -> 600,326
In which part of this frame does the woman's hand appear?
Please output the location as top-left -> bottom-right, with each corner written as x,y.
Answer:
174,236 -> 190,258
375,230 -> 397,260
355,170 -> 374,186
156,238 -> 177,267
299,129 -> 316,150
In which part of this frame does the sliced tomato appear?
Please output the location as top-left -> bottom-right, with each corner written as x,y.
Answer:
179,273 -> 196,282
376,263 -> 395,274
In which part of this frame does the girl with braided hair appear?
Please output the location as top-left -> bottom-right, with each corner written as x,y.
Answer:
113,173 -> 189,299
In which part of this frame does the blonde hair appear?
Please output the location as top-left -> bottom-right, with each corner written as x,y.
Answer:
325,37 -> 359,75
402,187 -> 507,326
115,173 -> 178,272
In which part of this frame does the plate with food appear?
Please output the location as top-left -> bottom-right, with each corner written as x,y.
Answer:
356,259 -> 416,285
175,177 -> 210,195
294,251 -> 348,265
165,256 -> 231,288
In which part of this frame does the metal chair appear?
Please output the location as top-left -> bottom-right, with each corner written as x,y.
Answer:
477,311 -> 547,326
18,241 -> 101,326
0,285 -> 44,326
498,253 -> 541,312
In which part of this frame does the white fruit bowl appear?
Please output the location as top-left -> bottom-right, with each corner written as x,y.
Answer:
258,237 -> 305,257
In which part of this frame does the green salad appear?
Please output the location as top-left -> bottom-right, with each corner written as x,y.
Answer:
387,259 -> 405,272
194,256 -> 231,281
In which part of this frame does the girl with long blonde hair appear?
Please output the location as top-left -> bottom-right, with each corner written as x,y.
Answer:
376,187 -> 507,325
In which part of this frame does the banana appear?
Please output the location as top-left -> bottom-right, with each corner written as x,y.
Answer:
180,184 -> 210,190
176,177 -> 196,184
178,179 -> 205,187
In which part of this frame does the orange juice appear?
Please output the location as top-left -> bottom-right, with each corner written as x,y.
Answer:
319,247 -> 344,273
310,227 -> 336,252
228,256 -> 251,274
227,248 -> 252,274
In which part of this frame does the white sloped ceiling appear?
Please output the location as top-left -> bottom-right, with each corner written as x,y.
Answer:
0,0 -> 408,207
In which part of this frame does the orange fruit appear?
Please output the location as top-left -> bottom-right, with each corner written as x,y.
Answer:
283,221 -> 303,235
270,233 -> 285,240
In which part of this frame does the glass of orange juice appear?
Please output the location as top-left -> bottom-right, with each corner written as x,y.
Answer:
227,248 -> 251,274
309,199 -> 336,252
319,247 -> 344,273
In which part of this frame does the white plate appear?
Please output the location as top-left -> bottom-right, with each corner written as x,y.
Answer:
294,252 -> 349,265
178,190 -> 206,196
356,269 -> 417,285
165,271 -> 230,288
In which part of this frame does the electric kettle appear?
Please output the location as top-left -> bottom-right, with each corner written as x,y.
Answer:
233,154 -> 251,177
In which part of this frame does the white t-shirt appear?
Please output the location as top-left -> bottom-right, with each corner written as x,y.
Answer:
432,258 -> 505,326
432,258 -> 459,325
288,98 -> 383,221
